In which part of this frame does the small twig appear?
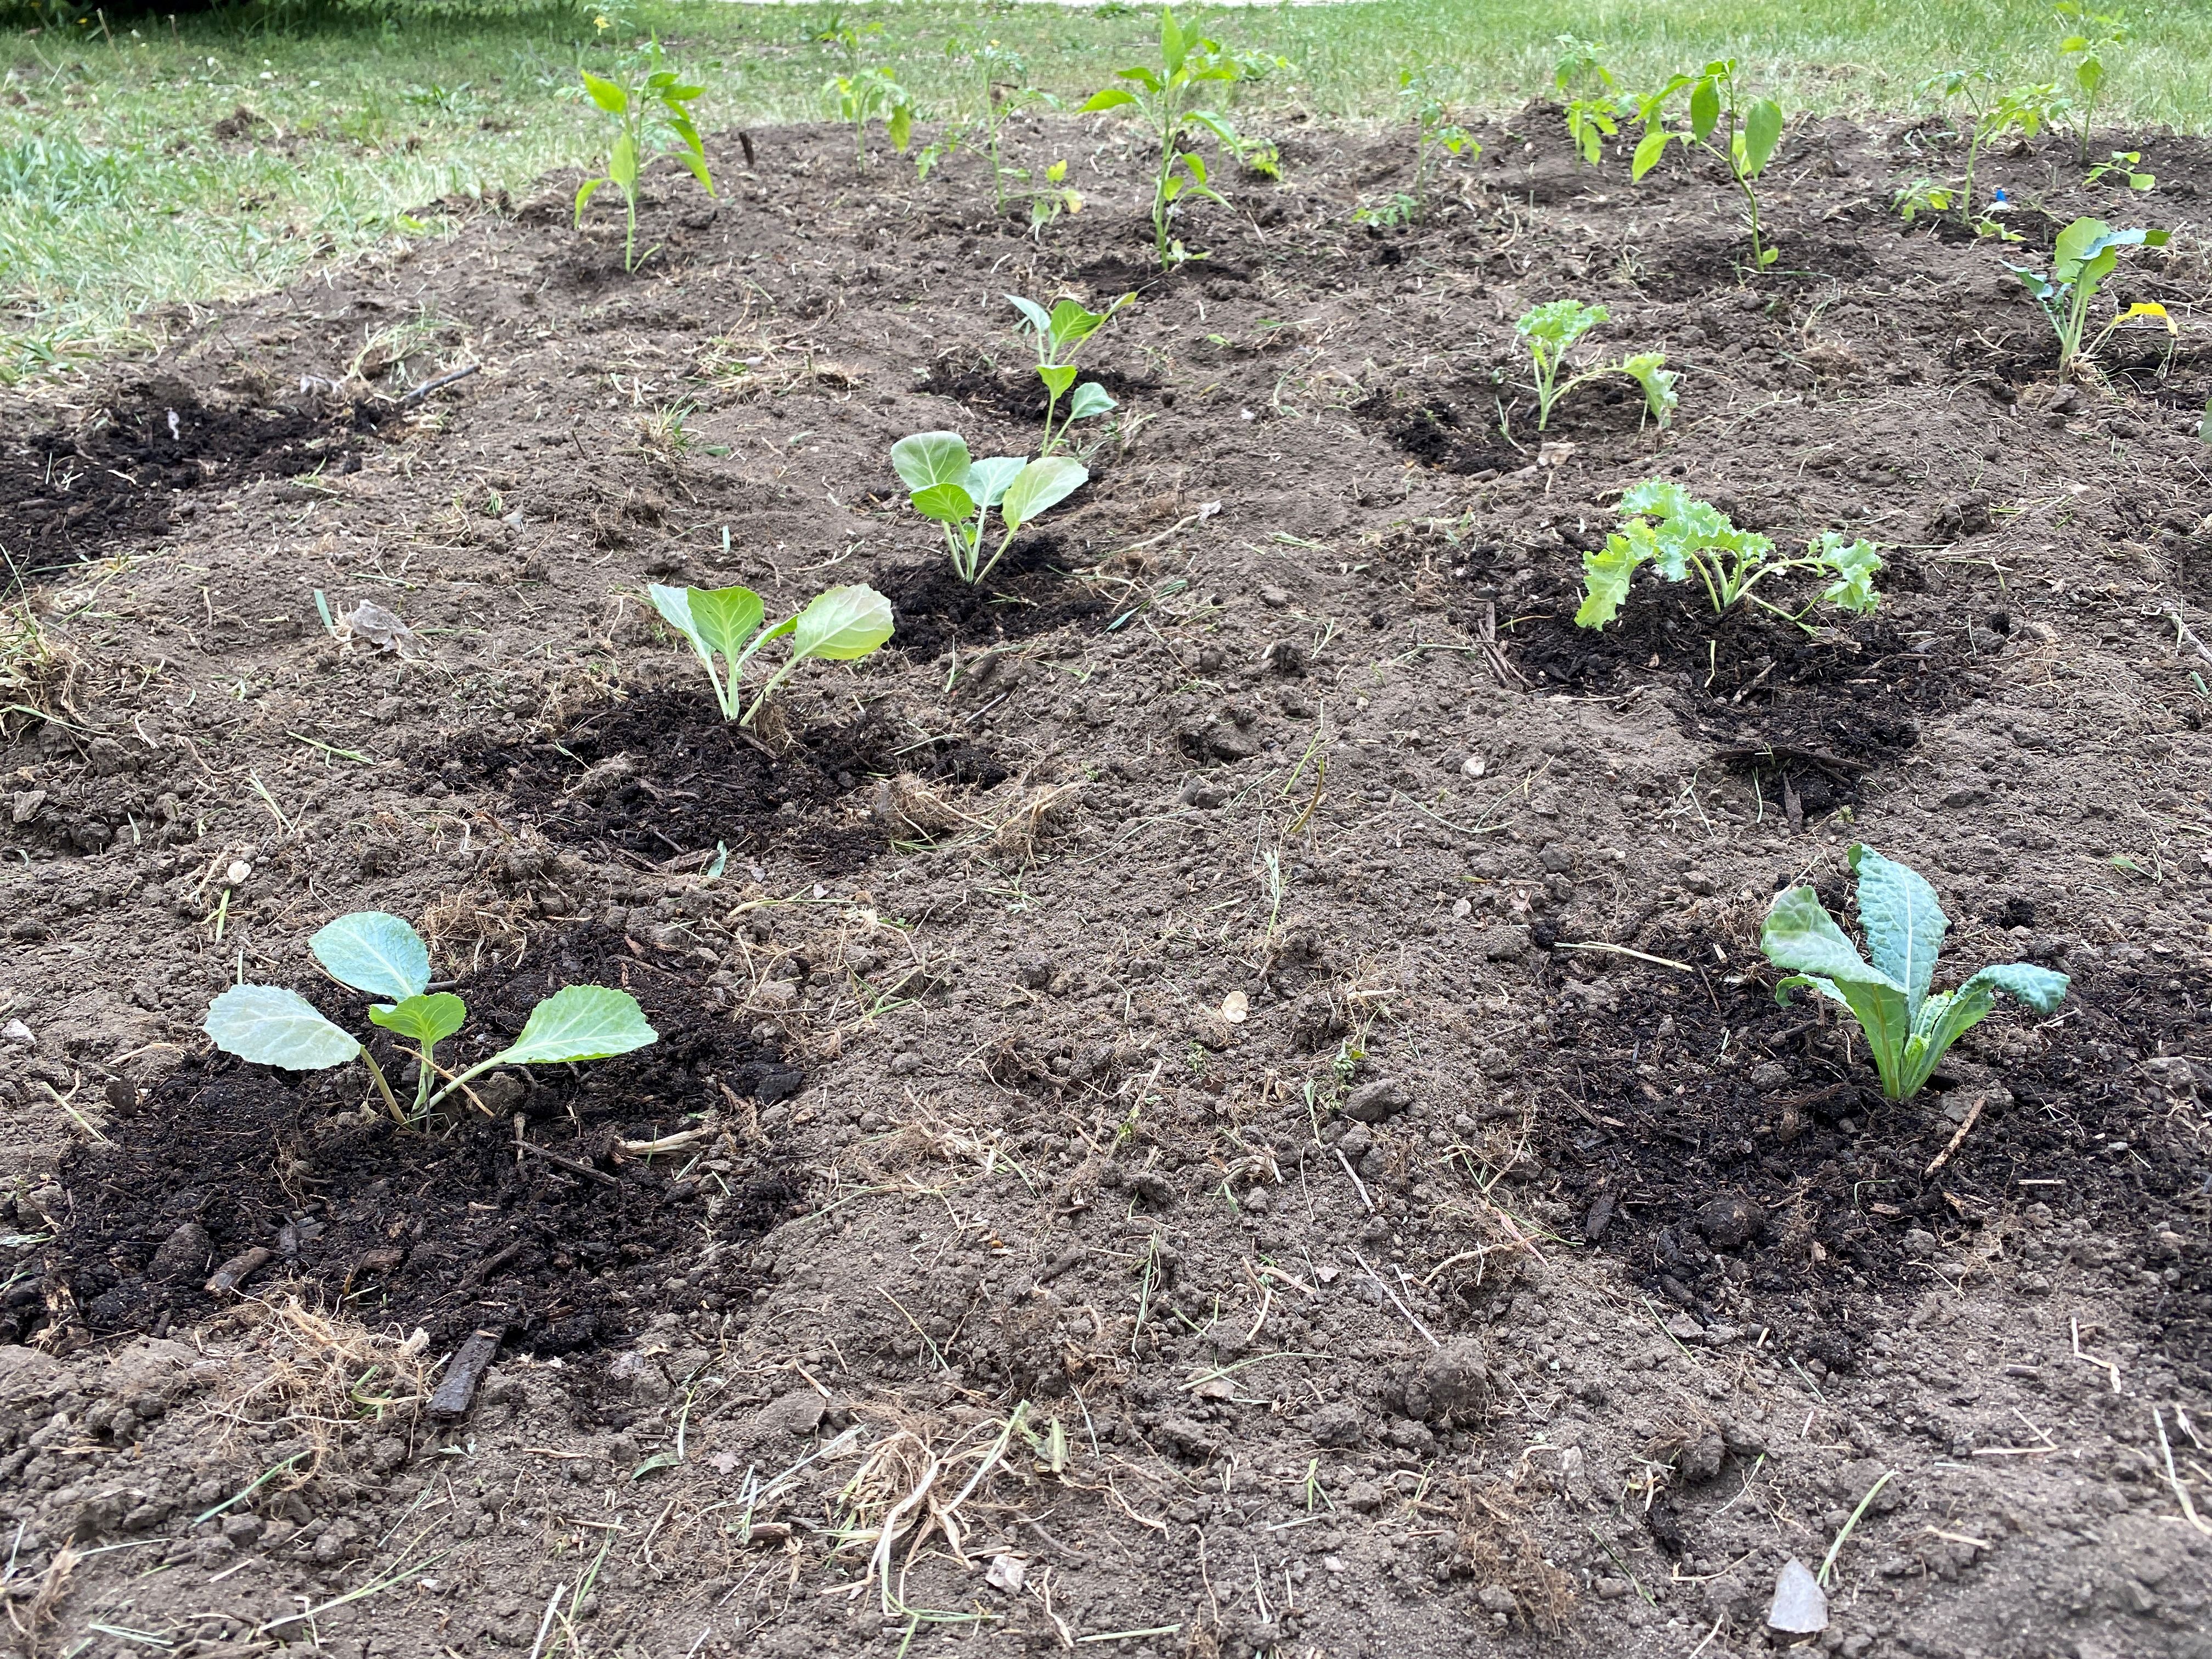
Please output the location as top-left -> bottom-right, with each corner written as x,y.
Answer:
204,1246 -> 271,1296
396,362 -> 481,406
1333,1147 -> 1374,1213
1925,1093 -> 1986,1176
527,1582 -> 567,1659
1553,941 -> 1695,973
428,1328 -> 503,1421
1352,1251 -> 1439,1350
516,1141 -> 620,1187
2154,1407 -> 2212,1537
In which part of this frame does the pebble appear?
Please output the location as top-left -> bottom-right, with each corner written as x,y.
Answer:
1,1019 -> 32,1048
1259,586 -> 1290,608
1342,1079 -> 1413,1122
1767,1559 -> 1827,1633
1694,1195 -> 1765,1250
225,860 -> 253,888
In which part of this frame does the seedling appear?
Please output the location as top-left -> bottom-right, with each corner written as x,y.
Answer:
916,38 -> 1080,228
1514,301 -> 1677,431
649,583 -> 894,725
573,41 -> 713,273
1631,59 -> 1785,268
1079,7 -> 1280,267
821,18 -> 912,167
2085,149 -> 2154,191
1574,481 -> 1881,630
204,911 -> 657,1124
2055,2 -> 2127,167
2007,216 -> 2171,375
891,432 -> 1087,585
1397,67 -> 1477,220
1914,71 -> 2057,221
1763,845 -> 2069,1101
1007,291 -> 1134,453
1554,36 -> 1621,166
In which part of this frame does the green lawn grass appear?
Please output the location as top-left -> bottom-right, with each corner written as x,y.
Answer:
2,0 -> 2207,383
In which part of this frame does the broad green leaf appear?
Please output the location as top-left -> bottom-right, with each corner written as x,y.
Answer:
1161,6 -> 1188,77
206,985 -> 361,1071
492,985 -> 657,1067
1081,86 -> 1140,112
1846,844 -> 1948,1014
1621,353 -> 1678,426
1000,457 -> 1088,529
1047,297 -> 1107,349
790,584 -> 895,662
1630,126 -> 1671,180
1763,886 -> 1912,1090
891,431 -> 973,492
1573,533 -> 1647,628
610,132 -> 637,190
1689,76 -> 1720,142
1038,363 -> 1078,398
574,177 -> 606,224
649,582 -> 706,654
889,103 -> 912,153
911,482 -> 977,523
675,149 -> 714,193
1069,381 -> 1118,420
580,71 -> 629,115
1515,298 -> 1606,347
1903,963 -> 2068,1096
1007,295 -> 1054,336
369,992 -> 467,1046
1742,98 -> 1784,174
687,585 -> 765,661
965,457 -> 1026,507
312,912 -> 430,1002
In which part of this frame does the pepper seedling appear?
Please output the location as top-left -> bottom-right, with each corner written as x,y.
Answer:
649,583 -> 895,725
2055,1 -> 2128,168
1574,481 -> 1881,630
1763,845 -> 2069,1101
1631,59 -> 1785,268
1008,291 -> 1135,453
573,40 -> 714,273
1515,301 -> 1677,431
203,911 -> 657,1124
2007,216 -> 2171,376
891,432 -> 1087,585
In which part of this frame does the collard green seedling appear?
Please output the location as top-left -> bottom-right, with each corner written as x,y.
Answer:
1008,291 -> 1135,453
916,39 -> 1080,228
649,582 -> 894,725
1631,59 -> 1784,268
573,41 -> 713,273
2055,2 -> 2127,167
891,432 -> 1087,585
2007,216 -> 2171,375
204,911 -> 657,1123
1914,71 -> 2056,223
822,19 -> 912,168
1554,36 -> 1622,167
1763,845 -> 2069,1101
1575,481 -> 1881,630
1514,301 -> 1677,431
1079,7 -> 1280,267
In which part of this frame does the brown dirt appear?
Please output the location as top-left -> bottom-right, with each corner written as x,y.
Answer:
2,108 -> 2210,1659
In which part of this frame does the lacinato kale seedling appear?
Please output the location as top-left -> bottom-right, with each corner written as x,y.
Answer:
891,432 -> 1086,585
1008,291 -> 1134,453
1515,301 -> 1677,431
204,911 -> 657,1122
1632,59 -> 1785,268
1763,845 -> 2069,1101
1080,7 -> 1280,267
650,583 -> 895,725
573,40 -> 713,273
1575,481 -> 1881,630
2008,216 -> 2171,375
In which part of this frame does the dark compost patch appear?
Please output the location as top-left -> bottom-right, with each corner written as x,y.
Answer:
33,925 -> 805,1353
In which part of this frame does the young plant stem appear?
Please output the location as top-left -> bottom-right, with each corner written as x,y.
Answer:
357,1048 -> 405,1125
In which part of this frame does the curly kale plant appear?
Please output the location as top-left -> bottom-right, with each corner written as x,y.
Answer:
1515,300 -> 1677,431
1574,482 -> 1881,630
1763,846 -> 2069,1101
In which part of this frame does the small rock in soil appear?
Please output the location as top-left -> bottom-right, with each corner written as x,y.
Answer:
1679,1430 -> 1726,1483
749,1389 -> 827,1441
1695,1195 -> 1765,1250
1768,1559 -> 1828,1633
1342,1079 -> 1413,1122
1423,1338 -> 1489,1417
150,1221 -> 212,1283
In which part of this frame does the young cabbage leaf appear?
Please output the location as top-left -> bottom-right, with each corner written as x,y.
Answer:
311,910 -> 431,1003
649,582 -> 766,720
1762,845 -> 2068,1100
205,984 -> 363,1071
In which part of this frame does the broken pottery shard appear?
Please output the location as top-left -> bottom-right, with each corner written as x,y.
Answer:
343,600 -> 419,656
1767,1559 -> 1827,1633
985,1554 -> 1026,1594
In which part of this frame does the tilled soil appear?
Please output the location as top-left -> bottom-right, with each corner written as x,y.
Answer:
2,107 -> 2210,1659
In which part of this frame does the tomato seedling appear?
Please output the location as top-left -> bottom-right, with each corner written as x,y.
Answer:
1554,36 -> 1621,166
2007,216 -> 2171,376
1574,481 -> 1881,630
1514,301 -> 1676,431
1079,7 -> 1280,267
650,583 -> 895,725
204,911 -> 658,1124
1008,291 -> 1134,454
1398,67 -> 1477,219
573,41 -> 713,273
821,18 -> 912,168
1631,59 -> 1784,268
1763,845 -> 2069,1101
917,39 -> 1081,228
1914,71 -> 2057,224
891,432 -> 1087,585
2055,2 -> 2128,168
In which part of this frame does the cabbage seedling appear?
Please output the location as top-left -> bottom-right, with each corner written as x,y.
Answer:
2007,216 -> 2171,375
1515,301 -> 1677,431
650,583 -> 894,725
203,911 -> 657,1123
1008,291 -> 1134,453
1574,481 -> 1881,630
1631,60 -> 1784,268
2085,149 -> 2154,191
1763,845 -> 2068,1101
1079,7 -> 1281,267
891,432 -> 1087,585
1554,36 -> 1621,166
574,41 -> 714,273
